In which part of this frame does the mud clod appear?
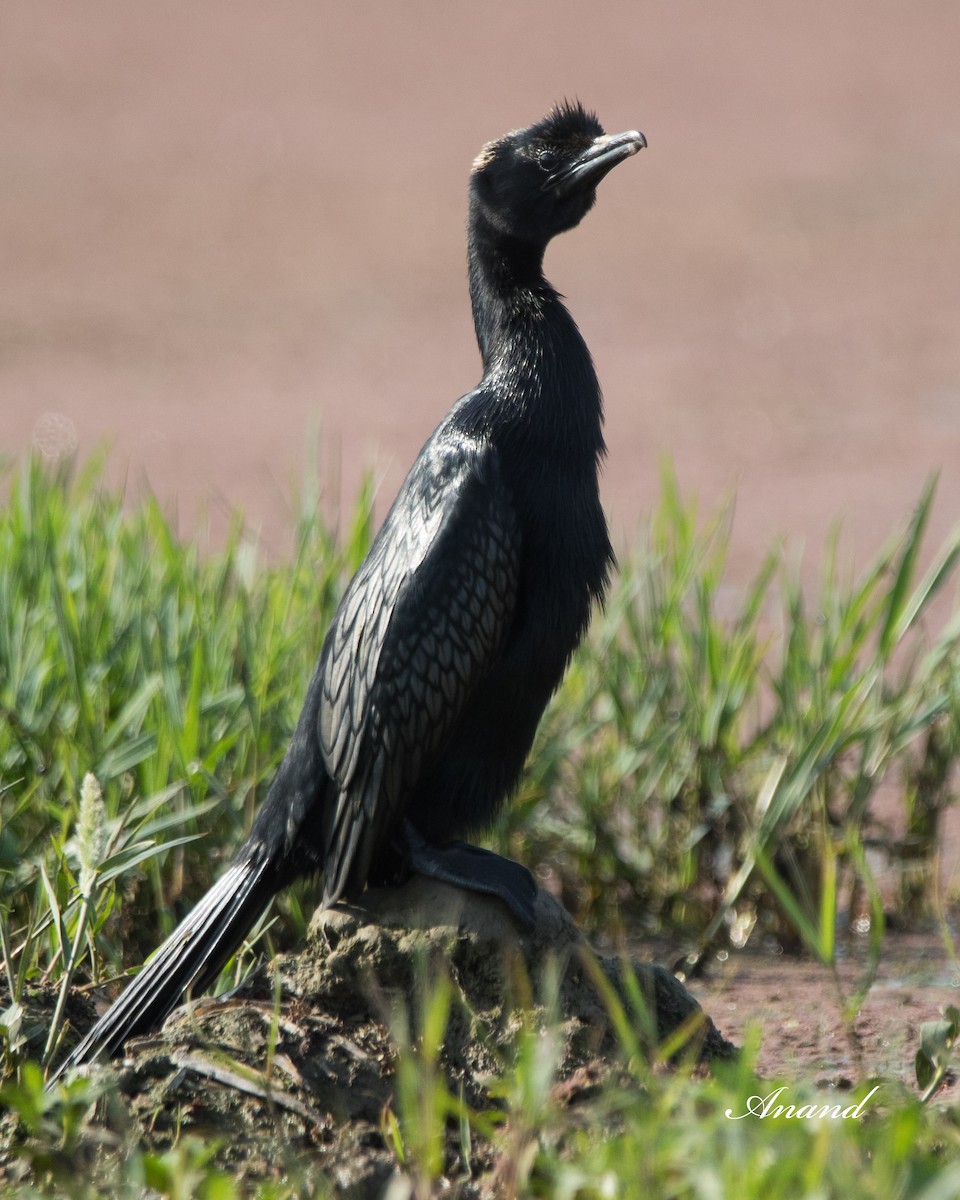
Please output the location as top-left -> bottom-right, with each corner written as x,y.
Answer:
57,880 -> 735,1196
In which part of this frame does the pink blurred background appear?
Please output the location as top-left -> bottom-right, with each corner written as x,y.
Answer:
3,1 -> 959,582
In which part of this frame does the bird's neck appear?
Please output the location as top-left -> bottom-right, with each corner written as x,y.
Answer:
465,203 -> 604,461
467,203 -> 576,377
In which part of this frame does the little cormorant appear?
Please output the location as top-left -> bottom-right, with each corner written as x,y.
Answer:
54,101 -> 645,1075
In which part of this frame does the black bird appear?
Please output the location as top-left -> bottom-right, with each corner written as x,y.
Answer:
54,102 -> 645,1075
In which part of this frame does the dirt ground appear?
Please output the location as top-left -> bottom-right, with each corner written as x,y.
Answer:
3,2 -> 960,1090
691,931 -> 960,1098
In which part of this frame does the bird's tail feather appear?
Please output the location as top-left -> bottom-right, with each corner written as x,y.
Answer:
51,851 -> 276,1080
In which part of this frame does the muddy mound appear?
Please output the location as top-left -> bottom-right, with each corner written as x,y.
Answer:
63,881 -> 735,1196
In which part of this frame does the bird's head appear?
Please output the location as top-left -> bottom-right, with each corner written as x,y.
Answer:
469,101 -> 646,246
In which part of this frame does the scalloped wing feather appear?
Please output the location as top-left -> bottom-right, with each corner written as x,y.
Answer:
317,434 -> 520,903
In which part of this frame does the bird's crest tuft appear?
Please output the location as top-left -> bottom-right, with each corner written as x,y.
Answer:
535,99 -> 604,145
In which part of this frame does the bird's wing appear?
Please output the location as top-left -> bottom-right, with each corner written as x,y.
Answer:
317,434 -> 520,903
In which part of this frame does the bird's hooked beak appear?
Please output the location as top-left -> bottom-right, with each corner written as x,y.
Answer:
543,129 -> 647,198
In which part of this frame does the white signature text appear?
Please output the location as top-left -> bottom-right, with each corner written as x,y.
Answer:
725,1085 -> 879,1121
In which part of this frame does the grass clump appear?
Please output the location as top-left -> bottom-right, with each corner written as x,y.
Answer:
0,452 -> 374,1008
2,450 -> 960,1196
497,468 -> 960,967
3,453 -> 960,996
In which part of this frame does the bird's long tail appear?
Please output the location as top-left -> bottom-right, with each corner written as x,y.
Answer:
51,849 -> 278,1080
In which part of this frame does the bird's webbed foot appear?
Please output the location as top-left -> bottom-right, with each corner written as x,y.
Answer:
399,820 -> 537,930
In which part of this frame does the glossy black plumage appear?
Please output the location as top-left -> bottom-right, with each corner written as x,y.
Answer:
317,436 -> 521,904
53,101 -> 645,1077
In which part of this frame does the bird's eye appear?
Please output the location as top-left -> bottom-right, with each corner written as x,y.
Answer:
538,149 -> 559,172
